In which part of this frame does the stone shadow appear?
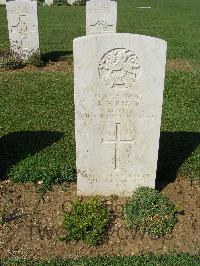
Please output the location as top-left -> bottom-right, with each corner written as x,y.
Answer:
41,51 -> 73,63
0,131 -> 64,180
156,131 -> 200,191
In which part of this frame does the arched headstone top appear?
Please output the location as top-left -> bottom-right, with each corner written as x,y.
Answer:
86,0 -> 117,35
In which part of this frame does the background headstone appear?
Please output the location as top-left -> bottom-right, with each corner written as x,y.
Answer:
74,33 -> 167,196
67,0 -> 77,5
45,0 -> 54,6
86,0 -> 117,35
6,0 -> 40,60
0,0 -> 6,5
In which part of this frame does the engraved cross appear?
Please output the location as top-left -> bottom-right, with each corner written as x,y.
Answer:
11,16 -> 27,37
103,123 -> 134,171
11,15 -> 28,47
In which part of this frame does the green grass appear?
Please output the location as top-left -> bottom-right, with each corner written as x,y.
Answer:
0,71 -> 199,187
157,71 -> 200,186
1,0 -> 200,63
118,0 -> 200,63
1,254 -> 200,266
0,0 -> 199,187
0,73 -> 76,189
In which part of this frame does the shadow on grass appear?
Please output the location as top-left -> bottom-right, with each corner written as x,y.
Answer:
156,131 -> 200,191
41,51 -> 73,62
0,131 -> 64,181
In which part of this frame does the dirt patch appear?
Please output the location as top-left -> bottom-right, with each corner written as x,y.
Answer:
166,59 -> 193,72
0,60 -> 73,74
0,177 -> 200,259
0,58 -> 194,74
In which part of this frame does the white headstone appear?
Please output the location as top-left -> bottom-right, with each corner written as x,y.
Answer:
74,33 -> 167,196
6,0 -> 40,60
45,0 -> 54,6
86,0 -> 117,35
0,0 -> 6,5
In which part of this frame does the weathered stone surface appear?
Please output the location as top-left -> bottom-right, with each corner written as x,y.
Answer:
74,33 -> 167,196
6,0 -> 40,60
86,0 -> 117,35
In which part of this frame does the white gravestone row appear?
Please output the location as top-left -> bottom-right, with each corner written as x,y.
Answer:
6,0 -> 39,60
86,0 -> 117,35
5,0 -> 117,58
74,34 -> 167,196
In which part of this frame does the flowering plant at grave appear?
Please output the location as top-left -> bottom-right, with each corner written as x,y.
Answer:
0,48 -> 24,70
0,44 -> 42,69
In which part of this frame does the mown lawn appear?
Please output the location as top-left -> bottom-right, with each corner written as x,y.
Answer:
0,72 -> 75,190
0,0 -> 200,62
0,0 -> 199,189
1,254 -> 200,266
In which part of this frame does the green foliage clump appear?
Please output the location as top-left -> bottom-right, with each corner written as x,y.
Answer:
124,187 -> 178,238
62,197 -> 110,245
28,51 -> 44,68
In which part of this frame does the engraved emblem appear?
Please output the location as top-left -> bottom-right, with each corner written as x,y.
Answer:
90,21 -> 114,33
99,48 -> 141,89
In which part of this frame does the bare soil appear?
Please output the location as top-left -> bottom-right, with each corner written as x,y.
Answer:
0,59 -> 194,74
0,60 -> 73,74
166,59 -> 193,72
0,176 -> 200,260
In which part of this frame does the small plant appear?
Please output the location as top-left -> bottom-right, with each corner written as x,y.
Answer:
124,187 -> 178,238
0,51 -> 24,70
28,50 -> 44,68
61,197 -> 110,245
